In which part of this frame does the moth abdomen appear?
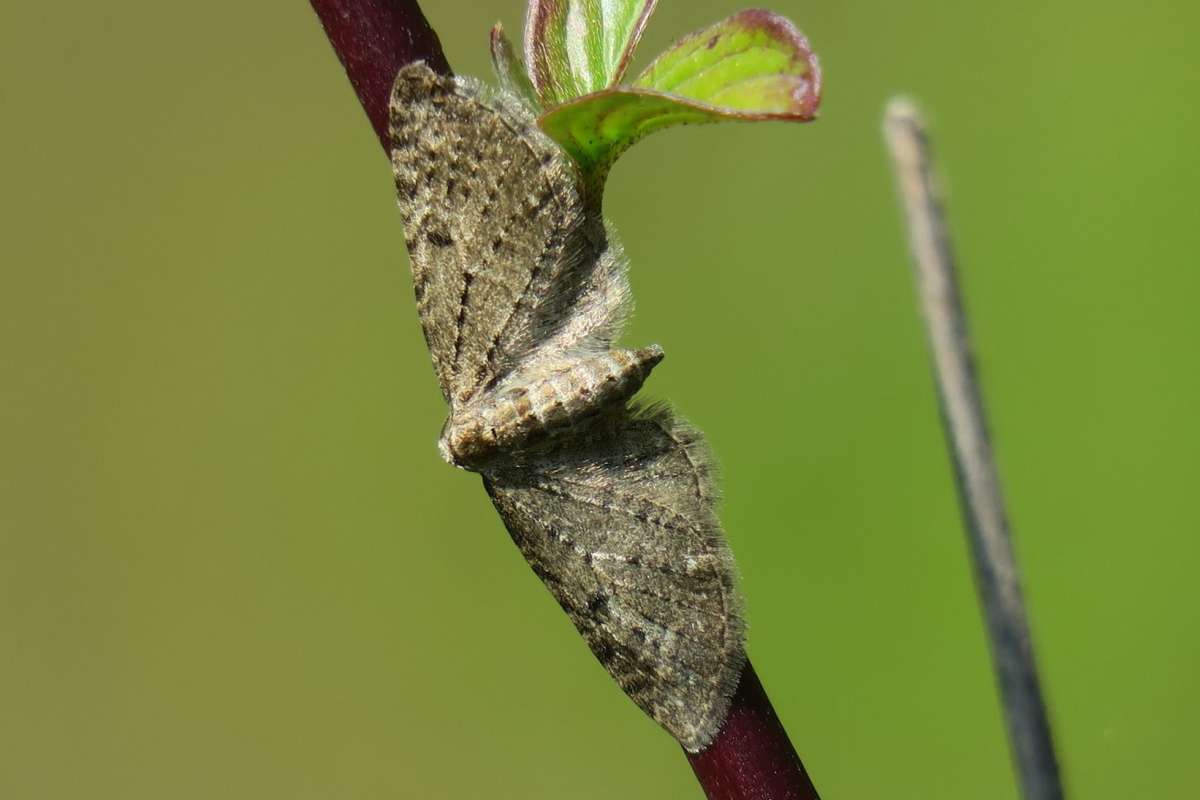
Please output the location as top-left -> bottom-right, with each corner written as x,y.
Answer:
439,345 -> 664,469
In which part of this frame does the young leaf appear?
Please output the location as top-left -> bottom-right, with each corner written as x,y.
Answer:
524,0 -> 659,107
540,90 -> 714,172
491,23 -> 541,112
634,9 -> 820,116
605,0 -> 658,85
538,9 -> 821,174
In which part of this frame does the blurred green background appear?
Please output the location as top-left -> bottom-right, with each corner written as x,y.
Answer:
3,1 -> 1197,797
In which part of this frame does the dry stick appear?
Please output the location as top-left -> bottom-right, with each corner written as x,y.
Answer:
883,100 -> 1065,800
308,2 -> 818,797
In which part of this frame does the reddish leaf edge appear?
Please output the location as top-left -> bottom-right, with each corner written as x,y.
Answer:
523,0 -> 561,103
632,7 -> 823,120
612,0 -> 661,86
490,21 -> 542,112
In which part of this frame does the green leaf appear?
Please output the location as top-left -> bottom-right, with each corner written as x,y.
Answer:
490,23 -> 541,112
633,9 -> 821,115
539,9 -> 821,173
540,89 -> 714,173
524,0 -> 659,107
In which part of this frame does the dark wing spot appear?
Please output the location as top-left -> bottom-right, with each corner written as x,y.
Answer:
623,677 -> 651,695
450,272 -> 474,369
426,230 -> 454,247
592,638 -> 616,665
586,592 -> 609,616
530,189 -> 555,215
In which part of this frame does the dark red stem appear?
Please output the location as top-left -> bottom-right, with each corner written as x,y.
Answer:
309,0 -> 450,151
308,3 -> 818,798
688,662 -> 820,799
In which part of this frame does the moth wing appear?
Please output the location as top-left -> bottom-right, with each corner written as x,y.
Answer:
389,63 -> 597,405
483,407 -> 744,751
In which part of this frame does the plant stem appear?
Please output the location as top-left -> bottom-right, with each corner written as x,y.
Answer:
309,3 -> 819,796
309,0 -> 450,151
687,662 -> 820,800
884,99 -> 1066,800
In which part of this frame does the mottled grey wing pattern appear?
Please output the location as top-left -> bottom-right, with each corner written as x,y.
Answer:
390,63 -> 744,753
483,406 -> 744,751
389,65 -> 601,406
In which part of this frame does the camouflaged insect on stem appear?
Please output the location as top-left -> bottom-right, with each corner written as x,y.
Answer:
389,63 -> 744,750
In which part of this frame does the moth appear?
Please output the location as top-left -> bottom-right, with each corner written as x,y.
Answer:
389,62 -> 743,751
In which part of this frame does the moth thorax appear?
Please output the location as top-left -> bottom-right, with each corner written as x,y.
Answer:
439,345 -> 665,469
